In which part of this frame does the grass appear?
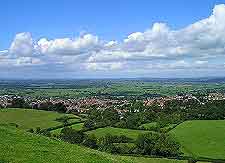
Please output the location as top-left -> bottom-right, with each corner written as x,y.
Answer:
86,127 -> 152,140
51,123 -> 84,135
0,108 -> 77,130
0,126 -> 187,163
139,122 -> 157,130
170,120 -> 225,159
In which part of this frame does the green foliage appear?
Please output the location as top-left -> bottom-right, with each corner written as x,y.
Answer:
163,99 -> 225,121
84,108 -> 120,129
36,127 -> 41,134
10,98 -> 30,108
135,132 -> 180,157
51,123 -> 84,135
39,102 -> 67,113
97,134 -> 119,153
113,143 -> 136,154
27,128 -> 34,133
82,134 -> 98,149
60,127 -> 85,144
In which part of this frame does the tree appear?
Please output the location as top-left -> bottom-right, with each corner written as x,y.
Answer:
97,134 -> 118,153
102,108 -> 120,126
84,120 -> 95,129
82,134 -> 98,149
135,132 -> 180,157
11,98 -> 29,108
53,102 -> 67,113
60,127 -> 85,144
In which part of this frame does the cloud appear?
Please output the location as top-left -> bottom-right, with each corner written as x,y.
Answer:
15,57 -> 43,66
85,62 -> 125,71
1,4 -> 225,77
9,32 -> 35,57
89,4 -> 225,63
37,34 -> 101,56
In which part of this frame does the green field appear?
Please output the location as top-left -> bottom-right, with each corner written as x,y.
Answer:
170,120 -> 225,159
0,108 -> 77,130
86,127 -> 152,140
2,80 -> 225,98
139,122 -> 157,129
51,123 -> 84,135
0,126 -> 187,163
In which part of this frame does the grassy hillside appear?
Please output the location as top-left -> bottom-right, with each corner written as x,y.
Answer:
170,120 -> 225,159
86,127 -> 152,140
0,108 -> 77,130
0,127 -> 187,163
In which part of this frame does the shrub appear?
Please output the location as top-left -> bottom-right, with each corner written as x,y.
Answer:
36,127 -> 41,134
41,130 -> 51,137
27,128 -> 34,133
60,127 -> 85,144
135,132 -> 180,157
82,134 -> 98,149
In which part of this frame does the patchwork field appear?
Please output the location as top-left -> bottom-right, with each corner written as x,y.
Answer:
0,126 -> 187,163
86,127 -> 152,140
170,120 -> 225,159
0,108 -> 77,130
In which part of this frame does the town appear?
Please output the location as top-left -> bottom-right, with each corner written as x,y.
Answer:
1,92 -> 225,114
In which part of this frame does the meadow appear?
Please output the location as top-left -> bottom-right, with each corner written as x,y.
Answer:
86,127 -> 152,140
0,126 -> 187,163
170,120 -> 225,159
0,108 -> 77,130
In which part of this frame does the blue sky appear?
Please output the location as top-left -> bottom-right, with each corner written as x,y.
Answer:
1,0 -> 225,78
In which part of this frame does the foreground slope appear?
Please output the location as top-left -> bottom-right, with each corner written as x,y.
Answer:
170,120 -> 225,159
0,127 -> 186,163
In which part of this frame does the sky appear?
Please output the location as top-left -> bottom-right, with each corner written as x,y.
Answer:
1,0 -> 225,79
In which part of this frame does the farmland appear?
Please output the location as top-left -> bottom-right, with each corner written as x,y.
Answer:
0,126 -> 187,163
86,127 -> 152,140
0,108 -> 77,130
170,120 -> 225,159
1,79 -> 225,99
0,79 -> 225,162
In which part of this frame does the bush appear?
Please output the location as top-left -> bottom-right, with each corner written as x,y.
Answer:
60,127 -> 85,144
27,128 -> 34,133
82,134 -> 98,149
36,127 -> 41,134
84,120 -> 95,129
113,143 -> 136,154
41,130 -> 51,137
55,116 -> 70,125
97,134 -> 117,153
135,132 -> 180,157
96,134 -> 132,154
